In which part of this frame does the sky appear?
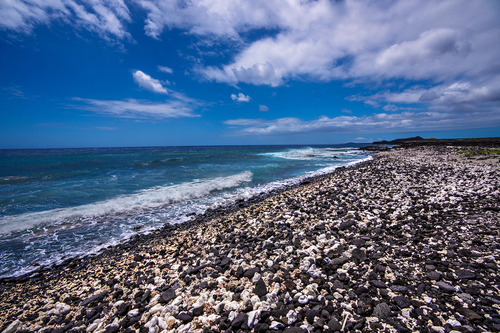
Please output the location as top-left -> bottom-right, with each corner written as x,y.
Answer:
0,0 -> 499,148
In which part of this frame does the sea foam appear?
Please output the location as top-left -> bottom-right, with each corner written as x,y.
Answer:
0,171 -> 253,235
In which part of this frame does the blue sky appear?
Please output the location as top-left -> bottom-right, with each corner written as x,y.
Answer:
1,0 -> 499,148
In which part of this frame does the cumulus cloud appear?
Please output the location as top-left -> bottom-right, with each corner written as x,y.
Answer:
0,0 -> 131,40
259,105 -> 269,112
3,0 -> 499,135
187,0 -> 500,88
133,70 -> 168,94
4,0 -> 499,90
230,92 -> 251,102
72,97 -> 199,119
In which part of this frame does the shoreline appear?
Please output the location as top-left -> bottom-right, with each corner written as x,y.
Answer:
1,145 -> 499,332
0,154 -> 374,283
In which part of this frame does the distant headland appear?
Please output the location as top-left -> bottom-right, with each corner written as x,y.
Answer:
373,136 -> 500,147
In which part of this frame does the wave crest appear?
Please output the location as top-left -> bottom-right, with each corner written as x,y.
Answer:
0,171 -> 253,235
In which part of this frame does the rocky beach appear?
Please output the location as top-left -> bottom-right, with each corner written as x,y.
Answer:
1,145 -> 499,333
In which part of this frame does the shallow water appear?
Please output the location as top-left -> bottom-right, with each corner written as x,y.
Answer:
0,145 -> 370,278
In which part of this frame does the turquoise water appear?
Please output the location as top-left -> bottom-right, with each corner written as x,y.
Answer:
0,145 -> 370,278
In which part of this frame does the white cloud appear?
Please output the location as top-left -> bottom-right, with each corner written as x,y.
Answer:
158,65 -> 173,74
137,0 -> 283,39
225,108 -> 500,136
183,0 -> 500,91
354,76 -> 500,112
230,92 -> 250,102
4,0 -> 499,92
0,0 -> 131,40
133,70 -> 168,94
2,0 -> 499,129
73,97 -> 199,119
259,105 -> 269,112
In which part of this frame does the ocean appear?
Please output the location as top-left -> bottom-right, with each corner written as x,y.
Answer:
0,145 -> 371,278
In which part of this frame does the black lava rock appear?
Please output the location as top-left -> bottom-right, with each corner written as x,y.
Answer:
254,278 -> 268,297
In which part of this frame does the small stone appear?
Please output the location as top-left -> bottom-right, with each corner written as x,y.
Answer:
457,308 -> 482,320
231,312 -> 248,329
284,279 -> 296,291
254,323 -> 269,332
297,295 -> 309,304
177,312 -> 193,324
455,269 -> 476,280
435,282 -> 455,293
220,257 -> 231,267
81,290 -> 108,306
254,278 -> 268,297
426,271 -> 442,281
328,317 -> 342,331
127,309 -> 140,317
161,288 -> 176,303
446,319 -> 461,327
373,303 -> 391,319
352,238 -> 366,247
332,279 -> 344,291
286,310 -> 298,325
392,296 -> 410,308
339,219 -> 356,230
390,285 -> 407,293
457,293 -> 474,304
370,280 -> 386,288
192,305 -> 204,316
247,310 -> 261,328
306,309 -> 320,324
330,256 -> 349,266
103,325 -> 119,333
47,302 -> 71,315
270,320 -> 284,330
244,267 -> 260,279
2,320 -> 21,333
116,302 -> 131,316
